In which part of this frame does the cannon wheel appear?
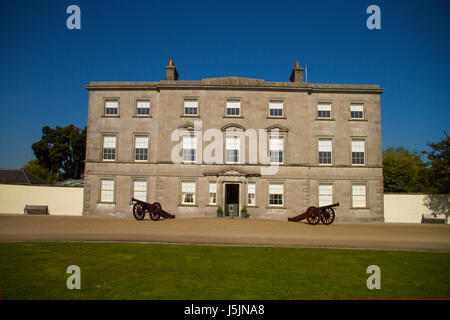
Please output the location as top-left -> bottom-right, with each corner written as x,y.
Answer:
306,214 -> 320,225
305,207 -> 320,225
321,208 -> 335,225
133,203 -> 146,220
149,202 -> 162,221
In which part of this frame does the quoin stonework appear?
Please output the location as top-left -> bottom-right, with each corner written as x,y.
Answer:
83,60 -> 384,222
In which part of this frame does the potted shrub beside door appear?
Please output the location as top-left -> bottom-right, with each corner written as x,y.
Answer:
241,206 -> 248,218
217,205 -> 223,218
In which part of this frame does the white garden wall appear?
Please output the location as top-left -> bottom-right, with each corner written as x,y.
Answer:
0,184 -> 83,216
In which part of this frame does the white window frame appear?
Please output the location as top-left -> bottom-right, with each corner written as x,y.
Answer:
318,138 -> 332,165
352,184 -> 367,208
317,103 -> 331,119
104,99 -> 119,116
226,99 -> 241,117
247,182 -> 256,206
133,179 -> 147,202
134,135 -> 149,162
102,135 -> 116,161
181,181 -> 196,205
350,103 -> 364,119
100,179 -> 115,203
269,136 -> 284,164
136,99 -> 150,116
268,183 -> 284,207
184,99 -> 199,116
209,181 -> 217,205
351,139 -> 366,166
318,184 -> 333,207
269,100 -> 283,117
182,135 -> 197,163
226,135 -> 240,164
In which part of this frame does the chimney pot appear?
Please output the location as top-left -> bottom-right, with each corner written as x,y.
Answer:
165,59 -> 179,81
290,60 -> 304,83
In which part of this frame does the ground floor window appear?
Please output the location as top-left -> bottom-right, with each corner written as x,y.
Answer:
100,179 -> 115,203
133,180 -> 147,202
181,181 -> 196,204
352,184 -> 367,208
209,181 -> 217,205
318,184 -> 333,206
269,183 -> 283,206
247,182 -> 256,206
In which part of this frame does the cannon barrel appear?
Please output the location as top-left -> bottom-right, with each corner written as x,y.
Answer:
132,197 -> 148,205
318,202 -> 339,210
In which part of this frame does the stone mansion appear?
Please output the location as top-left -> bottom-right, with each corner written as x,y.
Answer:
83,60 -> 384,222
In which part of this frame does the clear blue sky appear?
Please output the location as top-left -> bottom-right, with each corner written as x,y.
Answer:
0,0 -> 449,168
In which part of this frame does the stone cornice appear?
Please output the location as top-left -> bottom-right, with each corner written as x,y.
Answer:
85,78 -> 384,94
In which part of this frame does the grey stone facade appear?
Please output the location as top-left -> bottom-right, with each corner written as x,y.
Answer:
83,61 -> 384,222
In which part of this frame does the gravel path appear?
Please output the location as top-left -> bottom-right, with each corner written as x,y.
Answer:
1,215 -> 449,252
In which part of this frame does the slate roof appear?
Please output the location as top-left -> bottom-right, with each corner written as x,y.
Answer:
55,179 -> 84,187
0,169 -> 48,185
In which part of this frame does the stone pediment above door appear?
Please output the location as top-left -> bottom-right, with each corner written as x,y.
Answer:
203,167 -> 261,177
265,124 -> 289,133
178,122 -> 201,132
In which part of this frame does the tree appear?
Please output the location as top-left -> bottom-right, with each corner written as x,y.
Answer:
383,147 -> 428,193
423,132 -> 450,216
21,159 -> 59,184
31,125 -> 86,180
424,132 -> 450,194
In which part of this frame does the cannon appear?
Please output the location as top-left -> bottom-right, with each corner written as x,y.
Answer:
132,198 -> 175,221
288,202 -> 339,225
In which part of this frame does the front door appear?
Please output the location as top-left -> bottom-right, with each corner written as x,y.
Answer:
225,184 -> 239,217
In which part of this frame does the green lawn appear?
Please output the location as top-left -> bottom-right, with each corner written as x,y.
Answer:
0,242 -> 449,299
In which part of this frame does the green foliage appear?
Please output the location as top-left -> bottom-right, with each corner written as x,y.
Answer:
424,194 -> 450,216
383,147 -> 427,193
425,132 -> 450,194
422,132 -> 450,216
241,206 -> 248,218
32,125 -> 86,180
383,133 -> 449,215
21,159 -> 59,184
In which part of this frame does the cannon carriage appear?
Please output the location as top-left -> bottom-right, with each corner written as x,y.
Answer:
288,202 -> 339,225
132,198 -> 175,221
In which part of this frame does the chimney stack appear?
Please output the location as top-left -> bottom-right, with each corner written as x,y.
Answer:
289,61 -> 304,83
165,59 -> 179,81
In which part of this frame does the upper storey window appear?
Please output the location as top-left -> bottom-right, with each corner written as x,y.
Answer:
183,135 -> 197,163
136,99 -> 150,116
269,136 -> 284,164
350,104 -> 364,119
184,99 -> 199,116
269,100 -> 283,117
134,135 -> 149,162
104,99 -> 119,116
318,138 -> 332,165
102,135 -> 116,161
317,103 -> 331,119
226,135 -> 240,163
351,139 -> 366,165
226,99 -> 241,116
